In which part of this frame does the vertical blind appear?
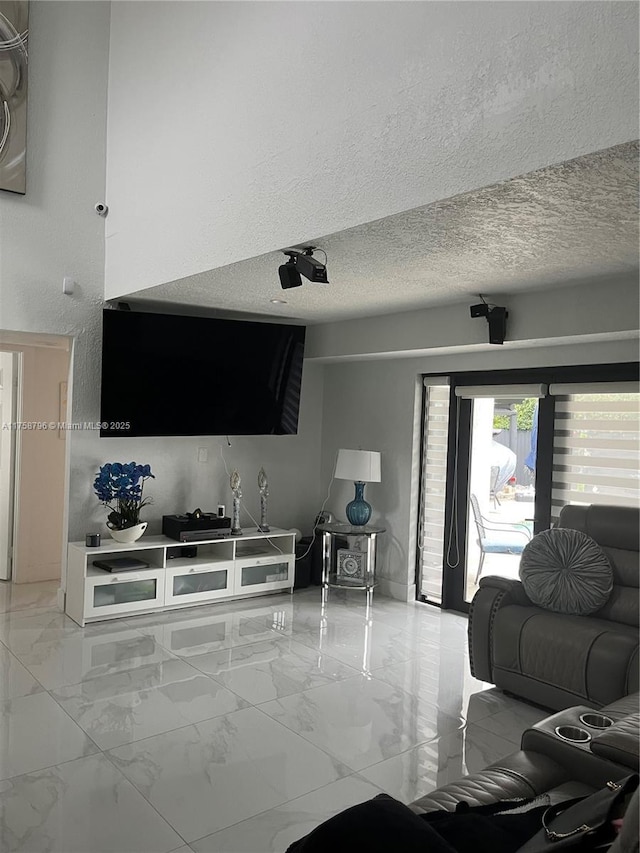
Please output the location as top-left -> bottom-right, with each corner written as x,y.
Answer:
418,381 -> 450,603
550,383 -> 640,520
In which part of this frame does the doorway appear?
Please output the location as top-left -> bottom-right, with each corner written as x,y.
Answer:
0,332 -> 72,590
464,394 -> 538,603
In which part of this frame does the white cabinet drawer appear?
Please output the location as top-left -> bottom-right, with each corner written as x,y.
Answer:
164,561 -> 234,606
234,554 -> 291,569
233,556 -> 294,594
84,569 -> 165,618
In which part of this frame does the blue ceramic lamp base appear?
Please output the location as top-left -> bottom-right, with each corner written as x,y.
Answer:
345,481 -> 372,526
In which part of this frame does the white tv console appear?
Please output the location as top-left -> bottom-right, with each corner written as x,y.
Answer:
65,527 -> 296,627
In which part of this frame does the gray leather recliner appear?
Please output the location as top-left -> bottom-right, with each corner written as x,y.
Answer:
410,692 -> 639,820
469,505 -> 639,711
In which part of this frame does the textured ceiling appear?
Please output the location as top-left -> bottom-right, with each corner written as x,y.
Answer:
128,141 -> 639,324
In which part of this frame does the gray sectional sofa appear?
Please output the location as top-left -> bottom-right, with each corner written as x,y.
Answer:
410,692 -> 639,814
410,692 -> 639,852
405,505 -> 639,849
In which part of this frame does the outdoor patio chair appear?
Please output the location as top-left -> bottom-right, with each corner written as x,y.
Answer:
470,493 -> 533,583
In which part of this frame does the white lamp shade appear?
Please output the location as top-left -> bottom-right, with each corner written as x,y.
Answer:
334,449 -> 381,483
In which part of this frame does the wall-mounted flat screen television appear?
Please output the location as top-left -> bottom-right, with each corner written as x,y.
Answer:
100,309 -> 306,437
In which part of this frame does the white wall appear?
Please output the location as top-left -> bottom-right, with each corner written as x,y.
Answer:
0,0 -> 111,587
306,274 -> 640,362
321,336 -> 639,600
70,362 -> 325,542
0,3 -> 324,593
0,1 -> 109,425
105,1 -> 639,299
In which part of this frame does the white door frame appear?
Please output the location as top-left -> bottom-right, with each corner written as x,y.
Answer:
57,339 -> 74,608
0,352 -> 22,580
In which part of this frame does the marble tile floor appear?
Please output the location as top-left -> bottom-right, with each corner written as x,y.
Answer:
0,579 -> 59,614
0,584 -> 550,852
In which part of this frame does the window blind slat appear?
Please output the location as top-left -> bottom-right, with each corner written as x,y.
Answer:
553,435 -> 640,453
556,401 -> 640,414
550,382 -> 639,395
552,490 -> 639,508
555,473 -> 637,490
554,418 -> 639,432
552,454 -> 639,471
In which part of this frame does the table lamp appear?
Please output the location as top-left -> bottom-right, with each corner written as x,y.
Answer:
334,449 -> 382,526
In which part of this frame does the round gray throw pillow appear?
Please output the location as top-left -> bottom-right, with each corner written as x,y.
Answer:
519,528 -> 613,615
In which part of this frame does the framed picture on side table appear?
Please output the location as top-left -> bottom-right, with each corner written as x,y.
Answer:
336,549 -> 366,583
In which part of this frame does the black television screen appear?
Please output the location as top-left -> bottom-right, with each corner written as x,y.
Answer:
100,309 -> 306,437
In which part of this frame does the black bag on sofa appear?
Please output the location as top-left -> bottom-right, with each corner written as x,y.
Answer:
517,774 -> 637,852
286,776 -> 638,853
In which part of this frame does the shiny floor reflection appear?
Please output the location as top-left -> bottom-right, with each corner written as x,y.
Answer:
0,584 -> 548,852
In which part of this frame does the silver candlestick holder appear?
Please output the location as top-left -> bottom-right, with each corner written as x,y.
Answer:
257,467 -> 270,532
230,469 -> 242,536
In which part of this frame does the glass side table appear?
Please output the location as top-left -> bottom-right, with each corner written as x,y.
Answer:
318,523 -> 385,609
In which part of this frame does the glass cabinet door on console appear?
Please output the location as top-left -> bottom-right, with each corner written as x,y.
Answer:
84,568 -> 165,618
234,556 -> 293,594
232,535 -> 295,594
164,562 -> 234,606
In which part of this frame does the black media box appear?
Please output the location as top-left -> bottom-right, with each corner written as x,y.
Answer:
162,514 -> 232,542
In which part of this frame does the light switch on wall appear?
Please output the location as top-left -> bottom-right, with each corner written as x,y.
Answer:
197,447 -> 209,463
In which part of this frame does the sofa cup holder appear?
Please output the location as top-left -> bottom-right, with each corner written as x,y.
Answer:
578,713 -> 613,730
554,725 -> 591,744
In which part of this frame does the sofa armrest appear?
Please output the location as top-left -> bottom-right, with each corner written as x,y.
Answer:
478,576 -> 532,604
590,714 -> 640,770
601,693 -> 640,722
468,578 -> 533,682
409,750 -> 569,814
521,726 -> 634,787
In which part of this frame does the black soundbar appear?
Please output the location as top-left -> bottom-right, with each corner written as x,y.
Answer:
163,513 -> 232,542
177,529 -> 232,542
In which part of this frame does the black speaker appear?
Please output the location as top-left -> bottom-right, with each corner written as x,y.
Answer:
488,307 -> 508,345
279,262 -> 302,289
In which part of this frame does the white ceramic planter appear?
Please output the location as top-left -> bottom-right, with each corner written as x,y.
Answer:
109,522 -> 147,544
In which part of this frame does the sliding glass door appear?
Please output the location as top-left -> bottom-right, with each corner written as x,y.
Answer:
417,365 -> 639,613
